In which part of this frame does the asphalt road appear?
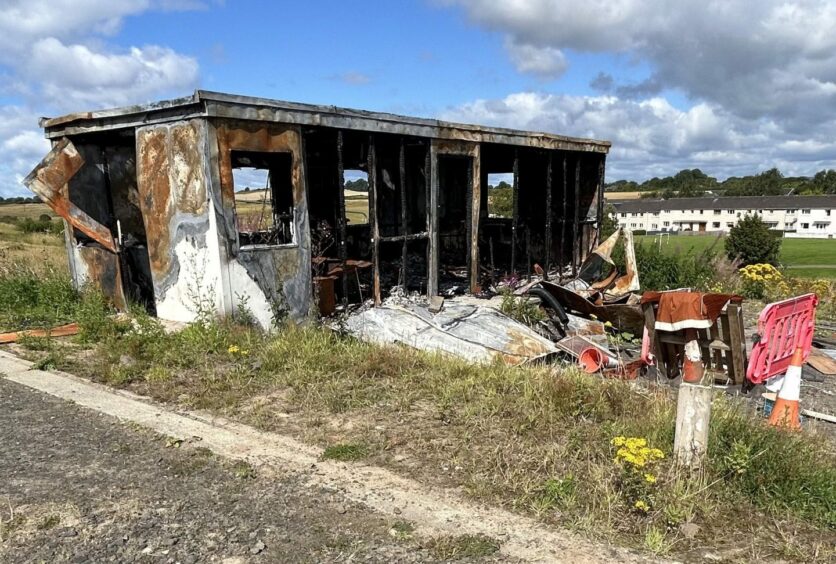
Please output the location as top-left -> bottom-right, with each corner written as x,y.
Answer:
0,378 -> 500,563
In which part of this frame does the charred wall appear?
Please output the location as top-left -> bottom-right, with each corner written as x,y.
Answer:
135,119 -> 227,323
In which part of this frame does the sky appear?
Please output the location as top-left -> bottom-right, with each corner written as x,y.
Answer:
2,0 -> 836,197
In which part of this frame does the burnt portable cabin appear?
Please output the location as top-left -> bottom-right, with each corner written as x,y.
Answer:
24,90 -> 610,329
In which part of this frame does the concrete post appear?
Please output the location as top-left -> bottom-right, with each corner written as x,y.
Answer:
674,328 -> 713,467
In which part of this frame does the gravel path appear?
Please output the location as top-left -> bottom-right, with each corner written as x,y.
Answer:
0,378 -> 504,563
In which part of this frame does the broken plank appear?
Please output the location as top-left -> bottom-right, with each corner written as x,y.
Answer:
0,323 -> 80,344
807,349 -> 836,375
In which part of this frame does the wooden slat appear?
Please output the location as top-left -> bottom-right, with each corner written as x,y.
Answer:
642,302 -> 667,378
727,303 -> 746,385
719,311 -> 735,384
808,349 -> 836,375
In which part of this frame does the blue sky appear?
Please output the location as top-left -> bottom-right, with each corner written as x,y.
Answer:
2,0 -> 836,197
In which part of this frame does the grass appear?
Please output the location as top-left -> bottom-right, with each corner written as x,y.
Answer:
322,443 -> 368,462
425,534 -> 500,559
1,260 -> 835,560
18,306 -> 833,560
637,234 -> 836,278
0,202 -> 52,220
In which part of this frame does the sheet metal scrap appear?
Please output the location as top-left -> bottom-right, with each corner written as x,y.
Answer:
344,301 -> 558,366
539,280 -> 645,335
567,227 -> 640,300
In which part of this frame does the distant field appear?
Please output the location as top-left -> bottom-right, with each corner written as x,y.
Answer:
636,233 -> 836,278
0,222 -> 67,274
0,202 -> 53,220
235,190 -> 369,225
603,191 -> 654,201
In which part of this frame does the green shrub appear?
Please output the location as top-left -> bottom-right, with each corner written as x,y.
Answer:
14,217 -> 63,235
725,214 -> 782,266
634,241 -> 719,291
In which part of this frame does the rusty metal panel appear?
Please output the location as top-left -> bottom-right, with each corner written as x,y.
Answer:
73,245 -> 126,310
23,138 -> 117,252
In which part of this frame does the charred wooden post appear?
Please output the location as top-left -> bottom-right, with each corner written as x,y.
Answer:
469,149 -> 481,293
367,134 -> 381,305
559,156 -> 567,278
465,153 -> 473,290
489,236 -> 495,281
572,159 -> 580,277
510,150 -> 520,274
428,142 -> 439,297
336,130 -> 348,303
525,228 -> 531,279
399,139 -> 408,291
596,156 -> 605,246
544,153 -> 553,280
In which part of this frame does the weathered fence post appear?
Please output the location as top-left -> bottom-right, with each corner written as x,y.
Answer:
674,328 -> 713,467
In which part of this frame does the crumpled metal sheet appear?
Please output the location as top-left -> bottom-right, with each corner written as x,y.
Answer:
344,302 -> 558,366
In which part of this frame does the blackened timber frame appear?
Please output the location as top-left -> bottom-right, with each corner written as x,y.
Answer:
368,134 -> 381,305
573,158 -> 581,277
596,156 -> 606,247
430,139 -> 481,296
559,156 -> 567,278
335,130 -> 348,303
399,139 -> 408,291
544,153 -> 553,279
510,150 -> 519,274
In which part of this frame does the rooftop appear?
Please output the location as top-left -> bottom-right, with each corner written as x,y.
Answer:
610,195 -> 836,213
40,90 -> 611,154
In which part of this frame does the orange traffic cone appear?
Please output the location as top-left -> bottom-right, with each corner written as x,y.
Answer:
768,347 -> 803,430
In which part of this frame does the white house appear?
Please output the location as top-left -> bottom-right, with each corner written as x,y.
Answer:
610,195 -> 836,239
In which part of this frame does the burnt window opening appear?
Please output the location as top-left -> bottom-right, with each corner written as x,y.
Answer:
487,173 -> 513,218
232,151 -> 294,246
343,170 -> 369,225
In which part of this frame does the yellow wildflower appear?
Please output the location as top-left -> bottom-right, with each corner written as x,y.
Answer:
634,500 -> 649,512
644,473 -> 656,484
228,345 -> 240,354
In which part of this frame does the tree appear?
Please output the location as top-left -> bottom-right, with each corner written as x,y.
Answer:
344,178 -> 369,192
725,214 -> 782,266
600,204 -> 619,239
810,169 -> 836,194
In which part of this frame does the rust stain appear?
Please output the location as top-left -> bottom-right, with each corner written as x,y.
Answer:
23,137 -> 118,252
77,245 -> 126,310
171,121 -> 207,215
503,327 -> 556,360
215,120 -> 304,205
434,138 -> 478,156
137,126 -> 173,279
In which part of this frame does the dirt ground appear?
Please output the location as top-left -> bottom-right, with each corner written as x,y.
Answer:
0,378 -> 510,563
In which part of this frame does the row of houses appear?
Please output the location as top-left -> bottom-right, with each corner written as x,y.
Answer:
610,195 -> 836,238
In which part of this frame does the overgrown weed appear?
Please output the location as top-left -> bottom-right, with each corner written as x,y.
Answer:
2,269 -> 834,559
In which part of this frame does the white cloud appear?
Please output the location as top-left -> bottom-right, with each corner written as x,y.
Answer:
442,91 -> 836,181
504,38 -> 567,80
29,38 -> 199,109
445,1 -> 836,125
440,1 -> 836,179
0,106 -> 51,197
0,0 -> 203,196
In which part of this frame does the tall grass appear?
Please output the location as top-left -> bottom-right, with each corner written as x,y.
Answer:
0,259 -> 79,331
4,268 -> 835,559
